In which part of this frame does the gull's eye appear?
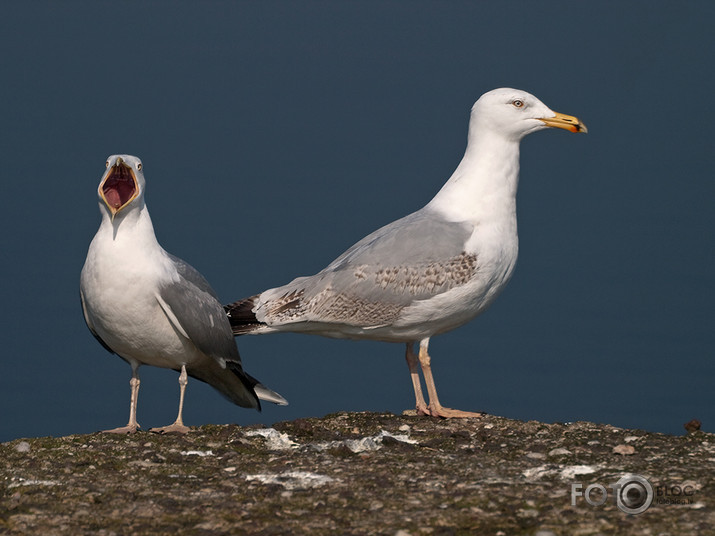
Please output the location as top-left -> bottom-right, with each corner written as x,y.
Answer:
512,99 -> 524,108
105,160 -> 110,168
136,162 -> 142,171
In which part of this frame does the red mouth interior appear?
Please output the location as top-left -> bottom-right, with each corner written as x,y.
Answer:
102,165 -> 136,210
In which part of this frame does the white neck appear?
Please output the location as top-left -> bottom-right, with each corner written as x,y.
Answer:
426,122 -> 521,224
97,198 -> 161,251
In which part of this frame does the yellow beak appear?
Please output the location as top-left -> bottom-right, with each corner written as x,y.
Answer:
539,111 -> 588,133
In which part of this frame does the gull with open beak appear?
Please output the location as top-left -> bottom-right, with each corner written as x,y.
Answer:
81,155 -> 287,434
225,88 -> 586,418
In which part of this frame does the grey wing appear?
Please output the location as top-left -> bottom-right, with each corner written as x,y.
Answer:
158,255 -> 240,364
258,208 -> 476,326
168,253 -> 220,300
80,288 -> 115,354
325,209 -> 474,273
165,256 -> 289,407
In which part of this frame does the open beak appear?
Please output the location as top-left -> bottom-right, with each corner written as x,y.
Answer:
539,111 -> 588,133
99,157 -> 139,218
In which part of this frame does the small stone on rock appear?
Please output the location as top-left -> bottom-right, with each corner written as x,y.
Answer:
526,452 -> 546,460
612,444 -> 636,455
370,501 -> 384,511
548,448 -> 571,457
684,419 -> 701,434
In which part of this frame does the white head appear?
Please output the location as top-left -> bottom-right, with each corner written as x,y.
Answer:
469,88 -> 587,142
98,155 -> 146,220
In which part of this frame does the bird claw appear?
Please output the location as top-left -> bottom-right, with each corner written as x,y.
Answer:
102,424 -> 140,434
412,405 -> 484,419
428,407 -> 485,419
149,423 -> 190,435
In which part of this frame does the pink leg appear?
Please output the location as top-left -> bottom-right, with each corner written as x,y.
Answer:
405,343 -> 430,415
150,365 -> 190,434
104,367 -> 141,434
417,338 -> 483,419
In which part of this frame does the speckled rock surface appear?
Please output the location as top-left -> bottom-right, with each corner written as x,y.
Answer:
1,412 -> 713,535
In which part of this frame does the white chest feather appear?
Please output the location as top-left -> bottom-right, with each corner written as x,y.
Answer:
80,211 -> 195,368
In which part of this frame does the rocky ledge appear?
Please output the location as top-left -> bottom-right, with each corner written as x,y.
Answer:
1,412 -> 713,535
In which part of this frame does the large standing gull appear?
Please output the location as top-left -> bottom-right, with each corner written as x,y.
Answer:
81,155 -> 287,434
226,88 -> 586,418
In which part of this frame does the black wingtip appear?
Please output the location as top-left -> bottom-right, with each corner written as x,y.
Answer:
226,361 -> 262,411
224,295 -> 266,335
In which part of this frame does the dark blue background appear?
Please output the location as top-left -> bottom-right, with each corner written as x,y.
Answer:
2,2 -> 713,441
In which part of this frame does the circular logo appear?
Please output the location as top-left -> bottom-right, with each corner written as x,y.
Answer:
614,475 -> 654,515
